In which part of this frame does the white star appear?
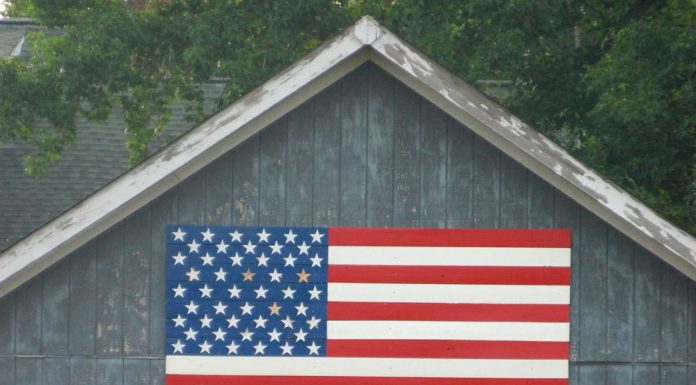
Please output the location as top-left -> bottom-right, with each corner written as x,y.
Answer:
171,252 -> 186,265
201,228 -> 215,243
240,302 -> 254,315
200,253 -> 215,266
172,314 -> 186,328
172,284 -> 186,298
257,229 -> 271,243
199,284 -> 213,298
243,241 -> 256,254
213,327 -> 226,341
229,252 -> 244,266
216,240 -> 229,254
283,253 -> 297,267
253,315 -> 268,329
297,241 -> 310,255
254,285 -> 268,299
185,267 -> 200,281
268,269 -> 283,282
198,340 -> 213,354
187,239 -> 201,253
282,286 -> 296,299
295,302 -> 308,316
226,314 -> 240,328
172,227 -> 186,241
256,253 -> 270,267
310,229 -> 325,244
307,341 -> 321,355
306,316 -> 321,330
200,314 -> 213,328
240,328 -> 254,341
280,341 -> 294,355
214,267 -> 227,282
308,285 -> 322,300
281,316 -> 295,329
310,253 -> 323,267
269,241 -> 283,254
294,328 -> 308,341
267,328 -> 282,342
284,229 -> 298,244
213,301 -> 228,315
226,341 -> 240,354
229,229 -> 243,243
185,301 -> 199,315
184,327 -> 198,340
228,284 -> 242,299
171,339 -> 185,354
253,341 -> 267,355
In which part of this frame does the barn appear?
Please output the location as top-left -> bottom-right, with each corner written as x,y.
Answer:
0,16 -> 694,385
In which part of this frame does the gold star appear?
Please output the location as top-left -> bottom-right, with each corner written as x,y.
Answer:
242,268 -> 255,282
296,269 -> 311,283
268,302 -> 282,316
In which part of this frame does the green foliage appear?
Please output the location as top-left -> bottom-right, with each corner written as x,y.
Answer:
1,0 -> 695,233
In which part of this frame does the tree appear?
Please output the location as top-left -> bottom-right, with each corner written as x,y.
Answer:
1,0 -> 695,234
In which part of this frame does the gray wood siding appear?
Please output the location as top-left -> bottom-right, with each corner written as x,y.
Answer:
0,63 -> 694,384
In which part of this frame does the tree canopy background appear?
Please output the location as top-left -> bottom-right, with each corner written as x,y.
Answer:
1,0 -> 695,234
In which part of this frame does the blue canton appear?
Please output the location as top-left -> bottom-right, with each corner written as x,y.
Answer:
166,226 -> 328,357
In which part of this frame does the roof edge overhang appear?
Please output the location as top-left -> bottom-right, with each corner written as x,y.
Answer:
1,16 -> 695,298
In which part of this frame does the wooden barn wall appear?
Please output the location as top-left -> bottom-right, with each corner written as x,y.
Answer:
0,63 -> 695,384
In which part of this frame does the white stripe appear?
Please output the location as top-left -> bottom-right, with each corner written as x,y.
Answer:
329,246 -> 570,267
328,282 -> 570,304
327,320 -> 569,342
166,356 -> 568,379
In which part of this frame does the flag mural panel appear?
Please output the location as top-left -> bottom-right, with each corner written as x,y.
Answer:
165,226 -> 571,385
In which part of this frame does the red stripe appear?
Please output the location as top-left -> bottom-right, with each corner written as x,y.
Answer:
327,339 -> 569,359
329,227 -> 571,247
328,302 -> 569,322
329,265 -> 570,285
166,374 -> 568,385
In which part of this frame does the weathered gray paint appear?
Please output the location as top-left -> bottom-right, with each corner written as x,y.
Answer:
0,64 -> 694,384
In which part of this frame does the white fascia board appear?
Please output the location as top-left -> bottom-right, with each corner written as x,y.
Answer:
0,17 -> 377,299
366,22 -> 696,281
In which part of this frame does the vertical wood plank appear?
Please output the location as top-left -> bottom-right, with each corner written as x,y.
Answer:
392,81 -> 421,228
499,155 -> 527,228
366,66 -> 394,227
177,171 -> 206,225
43,357 -> 69,385
259,119 -> 287,225
286,101 -> 314,226
150,191 -> 177,357
96,225 -> 124,355
15,357 -> 41,385
689,366 -> 696,385
232,135 -> 260,226
339,66 -> 368,226
579,211 -> 607,361
634,365 -> 659,385
313,84 -> 341,227
606,229 -> 634,361
0,292 -> 15,354
689,281 -> 696,363
554,192 -> 581,360
204,153 -> 233,225
662,366 -> 687,385
0,358 -> 14,385
472,136 -> 500,228
96,358 -> 122,385
634,246 -> 662,362
568,364 -> 579,385
419,100 -> 447,228
150,359 -> 165,385
578,365 -> 606,385
42,259 -> 70,355
661,266 -> 689,362
606,364 -> 633,385
14,277 -> 42,355
446,119 -> 473,228
527,173 -> 554,228
69,242 -> 97,355
123,359 -> 149,385
123,207 -> 150,356
70,358 -> 96,385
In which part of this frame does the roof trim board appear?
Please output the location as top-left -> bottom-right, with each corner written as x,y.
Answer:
0,16 -> 694,298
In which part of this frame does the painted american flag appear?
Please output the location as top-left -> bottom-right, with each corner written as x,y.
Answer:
165,226 -> 571,385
